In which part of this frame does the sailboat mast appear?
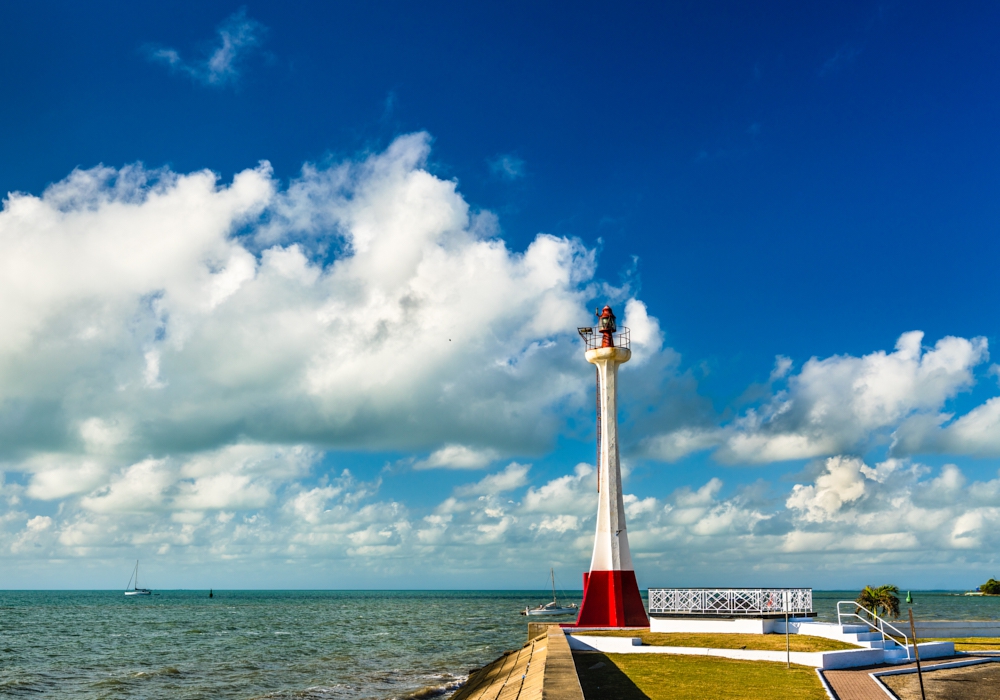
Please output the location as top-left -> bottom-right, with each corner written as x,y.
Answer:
551,568 -> 557,605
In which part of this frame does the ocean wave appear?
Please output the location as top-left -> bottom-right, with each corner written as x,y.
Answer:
248,683 -> 352,699
133,666 -> 182,678
0,677 -> 47,695
393,675 -> 466,700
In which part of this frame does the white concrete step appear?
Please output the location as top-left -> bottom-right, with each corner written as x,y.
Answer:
884,647 -> 909,661
865,639 -> 898,650
853,632 -> 883,642
788,621 -> 888,647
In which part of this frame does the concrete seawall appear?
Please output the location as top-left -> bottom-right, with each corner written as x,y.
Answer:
451,626 -> 584,700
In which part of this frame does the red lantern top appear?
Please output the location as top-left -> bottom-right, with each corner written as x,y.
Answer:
597,305 -> 616,347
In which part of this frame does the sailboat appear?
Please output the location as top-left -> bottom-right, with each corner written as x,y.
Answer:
521,569 -> 579,616
124,560 -> 152,596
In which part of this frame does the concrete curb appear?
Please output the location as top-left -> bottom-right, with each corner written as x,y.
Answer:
543,628 -> 585,700
814,668 -> 838,700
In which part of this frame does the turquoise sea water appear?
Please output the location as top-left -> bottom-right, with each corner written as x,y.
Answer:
2,589 -> 998,699
0,590 -> 549,700
812,590 -> 1000,622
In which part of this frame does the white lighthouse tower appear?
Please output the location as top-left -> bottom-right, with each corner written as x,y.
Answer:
572,305 -> 649,628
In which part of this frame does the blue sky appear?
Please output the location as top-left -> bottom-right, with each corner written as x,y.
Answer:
3,1 -> 1000,590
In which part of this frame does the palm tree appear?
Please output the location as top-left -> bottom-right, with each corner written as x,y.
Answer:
855,585 -> 901,619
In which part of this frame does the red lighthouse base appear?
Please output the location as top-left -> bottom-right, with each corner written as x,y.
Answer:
567,570 -> 649,628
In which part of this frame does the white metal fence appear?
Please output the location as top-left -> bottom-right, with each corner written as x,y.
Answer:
648,588 -> 813,616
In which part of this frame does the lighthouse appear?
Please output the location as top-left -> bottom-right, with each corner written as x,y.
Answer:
572,306 -> 649,628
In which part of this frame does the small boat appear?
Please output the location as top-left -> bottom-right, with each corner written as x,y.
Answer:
521,569 -> 578,616
523,600 -> 579,616
124,560 -> 152,596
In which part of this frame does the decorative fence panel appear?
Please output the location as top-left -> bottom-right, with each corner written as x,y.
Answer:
648,588 -> 813,616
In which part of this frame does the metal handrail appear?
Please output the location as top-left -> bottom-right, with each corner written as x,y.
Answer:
578,326 -> 630,351
836,601 -> 912,660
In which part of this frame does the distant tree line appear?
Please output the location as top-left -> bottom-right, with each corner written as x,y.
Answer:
980,578 -> 1000,595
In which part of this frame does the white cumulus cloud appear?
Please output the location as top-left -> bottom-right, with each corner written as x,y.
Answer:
0,133 -> 621,473
642,331 -> 989,464
0,134 -> 686,585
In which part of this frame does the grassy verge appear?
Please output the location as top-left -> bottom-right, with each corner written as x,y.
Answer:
882,635 -> 1000,651
573,651 -> 828,700
925,637 -> 1000,652
583,630 -> 857,652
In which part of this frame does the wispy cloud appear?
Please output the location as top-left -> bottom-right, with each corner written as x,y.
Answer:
146,8 -> 267,88
380,91 -> 398,123
415,445 -> 500,470
819,44 -> 862,77
488,154 -> 526,181
454,462 -> 530,496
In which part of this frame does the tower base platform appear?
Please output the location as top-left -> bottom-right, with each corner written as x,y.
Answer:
563,570 -> 649,628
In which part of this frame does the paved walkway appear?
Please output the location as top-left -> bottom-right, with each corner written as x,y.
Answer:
566,633 -> 884,668
822,656 -> 995,700
882,661 -> 1000,700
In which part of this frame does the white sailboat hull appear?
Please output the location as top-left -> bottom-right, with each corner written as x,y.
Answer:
523,606 -> 578,616
124,560 -> 152,596
521,568 -> 576,616
521,568 -> 576,615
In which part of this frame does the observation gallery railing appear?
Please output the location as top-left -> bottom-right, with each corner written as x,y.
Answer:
648,588 -> 814,616
578,326 -> 630,350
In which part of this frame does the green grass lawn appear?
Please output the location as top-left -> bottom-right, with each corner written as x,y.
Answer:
879,635 -> 1000,651
583,630 -> 858,652
574,652 -> 828,700
927,637 -> 1000,651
